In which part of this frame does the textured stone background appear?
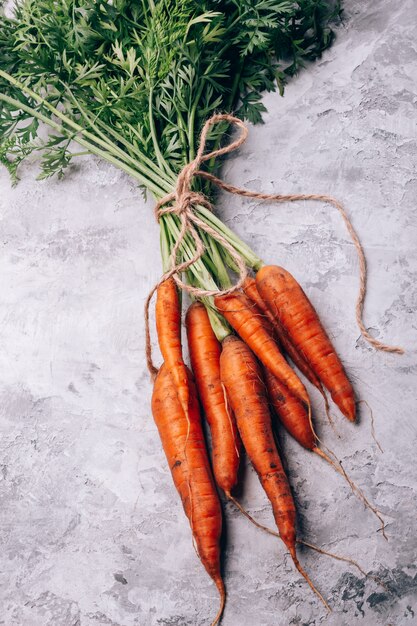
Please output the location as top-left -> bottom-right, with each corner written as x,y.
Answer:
1,0 -> 416,624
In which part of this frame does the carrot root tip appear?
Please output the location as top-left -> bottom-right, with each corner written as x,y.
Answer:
211,579 -> 226,626
292,555 -> 331,612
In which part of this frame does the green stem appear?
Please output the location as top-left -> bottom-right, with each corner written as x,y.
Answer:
218,243 -> 239,274
125,122 -> 178,188
148,85 -> 176,178
196,204 -> 263,270
1,91 -> 167,196
163,214 -> 218,290
187,104 -> 198,163
98,119 -> 176,190
205,57 -> 245,181
1,80 -> 262,276
0,72 -> 167,197
186,21 -> 241,164
201,232 -> 231,288
187,80 -> 206,162
228,56 -> 245,110
206,305 -> 231,342
160,219 -> 171,273
185,274 -> 231,343
163,216 -> 232,342
62,85 -> 173,192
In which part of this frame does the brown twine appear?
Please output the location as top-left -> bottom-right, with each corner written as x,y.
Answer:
145,113 -> 404,377
196,174 -> 404,355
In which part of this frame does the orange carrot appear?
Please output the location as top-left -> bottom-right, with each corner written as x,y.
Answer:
186,302 -> 240,496
243,277 -> 323,391
156,278 -> 189,416
264,367 -> 316,451
219,336 -> 328,609
214,293 -> 309,406
152,363 -> 225,625
243,280 -> 336,430
186,302 -> 300,535
264,367 -> 386,536
256,265 -> 356,421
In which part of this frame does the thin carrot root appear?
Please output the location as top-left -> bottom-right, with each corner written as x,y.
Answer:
358,399 -> 384,453
227,493 -> 386,600
221,384 -> 241,461
302,398 -> 386,538
321,388 -> 342,438
300,541 -> 388,592
313,446 -> 387,540
211,580 -> 226,626
300,540 -> 367,576
225,498 -> 384,591
228,495 -> 330,611
226,493 -> 280,537
291,553 -> 331,612
266,368 -> 385,537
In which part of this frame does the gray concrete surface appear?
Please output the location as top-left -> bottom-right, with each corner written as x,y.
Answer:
1,0 -> 416,624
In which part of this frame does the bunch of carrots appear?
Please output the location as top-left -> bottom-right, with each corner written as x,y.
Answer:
0,3 -> 402,622
151,264 -> 385,624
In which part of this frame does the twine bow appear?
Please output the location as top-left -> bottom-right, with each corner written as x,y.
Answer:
145,113 -> 404,377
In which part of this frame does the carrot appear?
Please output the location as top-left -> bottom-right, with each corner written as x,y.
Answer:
256,265 -> 356,421
185,301 -> 240,496
214,293 -> 309,406
244,276 -> 336,430
219,335 -> 329,609
243,277 -> 323,391
185,301 -> 306,536
156,278 -> 189,417
243,278 -> 337,430
264,367 -> 316,451
152,363 -> 225,625
185,302 -> 265,529
264,367 -> 386,537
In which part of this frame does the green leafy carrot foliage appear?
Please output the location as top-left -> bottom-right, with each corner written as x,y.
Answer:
0,0 -> 339,183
